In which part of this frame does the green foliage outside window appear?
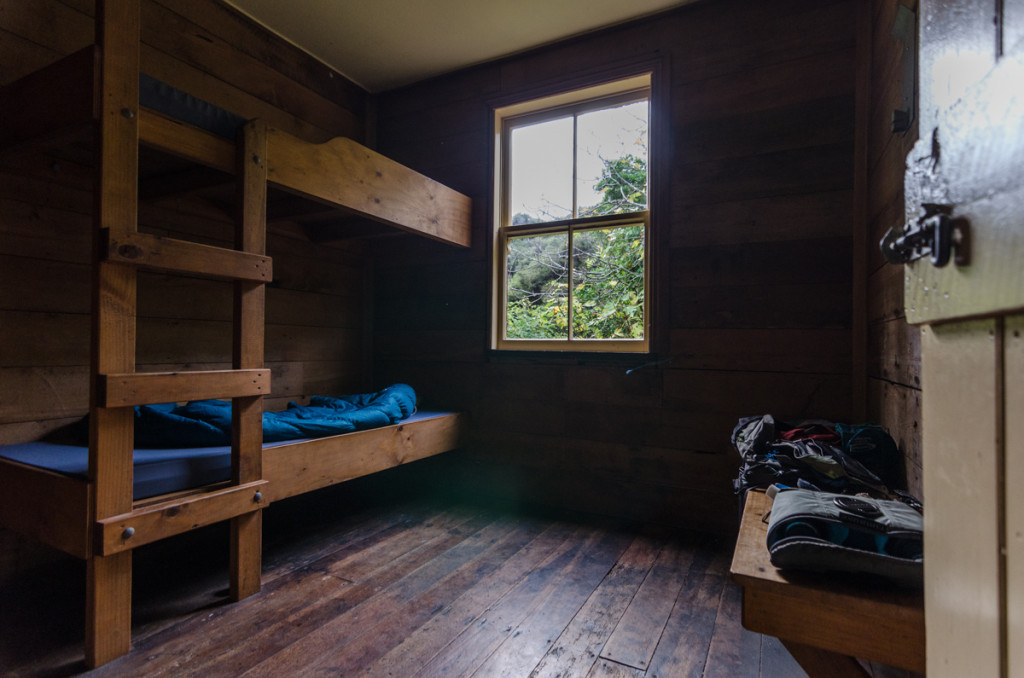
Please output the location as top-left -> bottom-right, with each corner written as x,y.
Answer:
571,224 -> 645,339
505,155 -> 646,340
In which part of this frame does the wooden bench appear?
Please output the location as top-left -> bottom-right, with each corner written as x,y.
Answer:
730,489 -> 925,677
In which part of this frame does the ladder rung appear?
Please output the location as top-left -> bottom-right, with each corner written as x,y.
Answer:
104,232 -> 271,282
97,480 -> 268,555
100,369 -> 270,407
139,108 -> 236,173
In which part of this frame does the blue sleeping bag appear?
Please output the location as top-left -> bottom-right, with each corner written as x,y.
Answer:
133,383 -> 417,448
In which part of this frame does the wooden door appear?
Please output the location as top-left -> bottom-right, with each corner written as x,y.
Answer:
905,2 -> 1024,324
905,1 -> 1024,676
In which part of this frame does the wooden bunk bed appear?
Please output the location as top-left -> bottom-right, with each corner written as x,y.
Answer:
0,1 -> 470,668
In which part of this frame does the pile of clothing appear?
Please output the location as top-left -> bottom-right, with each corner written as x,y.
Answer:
732,414 -> 916,505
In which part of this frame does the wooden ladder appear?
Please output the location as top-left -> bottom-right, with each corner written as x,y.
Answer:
86,1 -> 271,667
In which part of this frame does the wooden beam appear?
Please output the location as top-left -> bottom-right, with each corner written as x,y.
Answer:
231,119 -> 267,601
100,369 -> 270,407
779,640 -> 870,678
97,480 -> 268,555
88,0 -> 140,666
139,108 -> 236,173
263,413 -> 462,502
104,231 -> 272,282
0,458 -> 91,558
266,128 -> 472,247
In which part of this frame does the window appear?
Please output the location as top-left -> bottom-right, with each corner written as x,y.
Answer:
493,75 -> 651,352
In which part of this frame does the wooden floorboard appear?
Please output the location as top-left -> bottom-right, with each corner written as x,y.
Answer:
0,485 -> 921,677
364,520 -> 582,677
530,535 -> 661,678
246,515 -> 519,676
468,528 -> 634,678
413,526 -> 612,677
644,572 -> 727,678
702,581 -> 763,678
312,516 -> 551,675
760,635 -> 809,678
600,537 -> 695,671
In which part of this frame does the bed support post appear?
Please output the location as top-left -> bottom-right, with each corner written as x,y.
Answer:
86,0 -> 140,668
230,119 -> 268,600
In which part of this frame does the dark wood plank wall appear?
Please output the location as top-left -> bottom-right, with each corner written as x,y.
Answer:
0,0 -> 370,575
372,0 -> 860,533
0,0 -> 922,572
866,0 -> 922,497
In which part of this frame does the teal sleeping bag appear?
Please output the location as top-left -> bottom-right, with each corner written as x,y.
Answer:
132,383 -> 417,448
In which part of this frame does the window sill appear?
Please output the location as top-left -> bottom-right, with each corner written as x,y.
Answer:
486,348 -> 666,372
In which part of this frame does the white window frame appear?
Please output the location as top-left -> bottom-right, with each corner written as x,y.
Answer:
492,74 -> 652,353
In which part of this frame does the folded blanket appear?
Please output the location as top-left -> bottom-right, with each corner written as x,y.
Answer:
132,383 -> 417,448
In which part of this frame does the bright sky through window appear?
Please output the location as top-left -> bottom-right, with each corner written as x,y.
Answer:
508,100 -> 648,223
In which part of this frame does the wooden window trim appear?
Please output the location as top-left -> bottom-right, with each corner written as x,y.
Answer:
492,75 -> 652,353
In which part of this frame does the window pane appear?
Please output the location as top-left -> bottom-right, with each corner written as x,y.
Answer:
576,101 -> 648,218
572,224 -> 645,339
509,117 -> 573,224
506,232 -> 569,339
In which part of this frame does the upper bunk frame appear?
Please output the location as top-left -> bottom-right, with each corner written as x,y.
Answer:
0,0 -> 469,668
0,52 -> 473,248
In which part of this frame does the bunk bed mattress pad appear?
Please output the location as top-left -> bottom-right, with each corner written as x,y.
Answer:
0,384 -> 430,499
0,410 -> 446,500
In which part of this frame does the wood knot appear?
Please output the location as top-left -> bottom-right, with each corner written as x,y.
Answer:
117,244 -> 143,259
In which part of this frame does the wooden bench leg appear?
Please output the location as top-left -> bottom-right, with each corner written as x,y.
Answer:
230,510 -> 261,600
780,639 -> 871,678
85,551 -> 132,668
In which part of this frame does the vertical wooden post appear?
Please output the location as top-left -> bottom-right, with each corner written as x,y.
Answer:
921,320 -> 1004,676
230,120 -> 267,600
86,0 -> 139,668
1006,313 -> 1024,677
849,0 -> 870,423
779,640 -> 870,678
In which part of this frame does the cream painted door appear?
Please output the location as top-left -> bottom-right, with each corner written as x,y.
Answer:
905,1 -> 1024,676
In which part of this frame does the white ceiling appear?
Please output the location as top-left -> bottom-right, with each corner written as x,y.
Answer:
223,0 -> 696,92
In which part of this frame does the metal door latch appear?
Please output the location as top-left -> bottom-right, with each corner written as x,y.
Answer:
880,206 -> 969,267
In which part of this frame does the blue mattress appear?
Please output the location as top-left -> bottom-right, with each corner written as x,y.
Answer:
0,411 -> 446,500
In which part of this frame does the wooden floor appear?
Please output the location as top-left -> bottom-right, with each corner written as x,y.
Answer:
0,480 -> 914,677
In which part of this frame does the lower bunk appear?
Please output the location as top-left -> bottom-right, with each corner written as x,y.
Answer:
0,410 -> 463,550
0,397 -> 462,664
